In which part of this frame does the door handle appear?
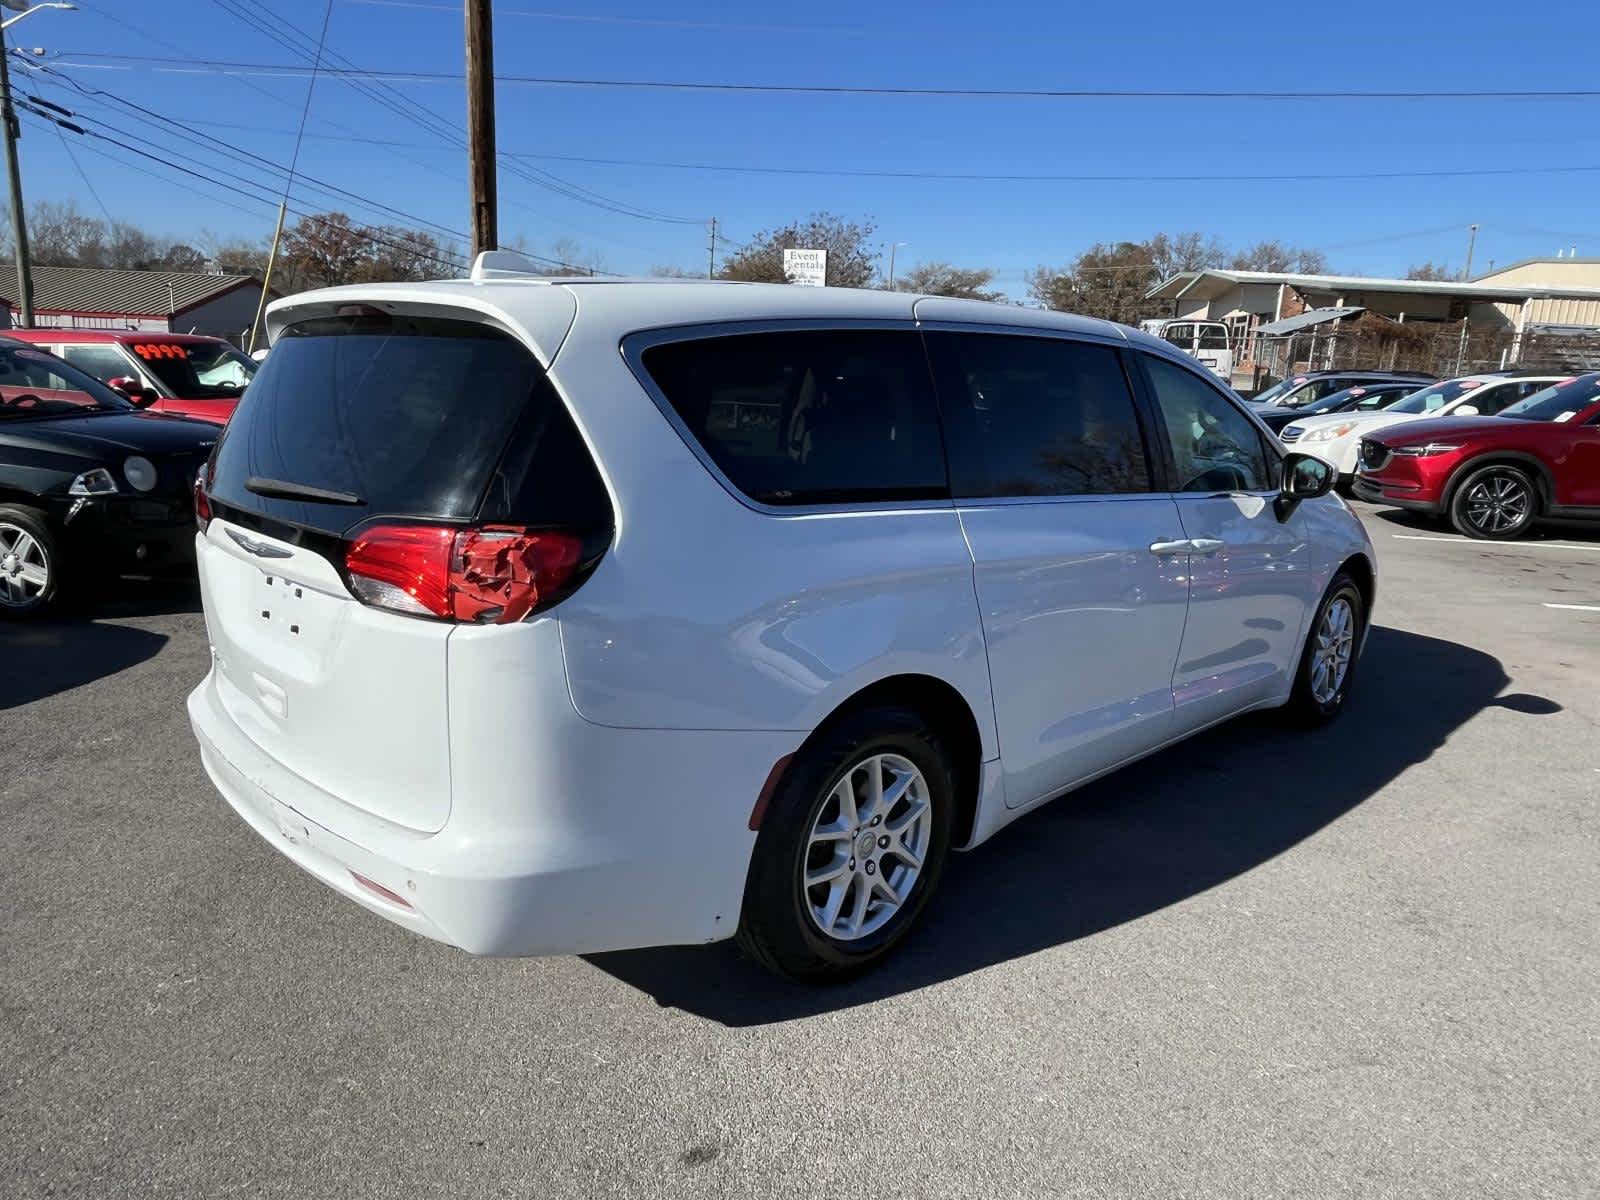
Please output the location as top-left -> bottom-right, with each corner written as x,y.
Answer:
1188,538 -> 1225,556
1148,538 -> 1192,556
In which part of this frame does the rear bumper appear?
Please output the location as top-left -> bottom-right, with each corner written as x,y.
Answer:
187,657 -> 796,957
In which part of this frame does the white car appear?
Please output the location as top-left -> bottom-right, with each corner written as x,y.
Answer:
187,255 -> 1376,980
1280,373 -> 1568,480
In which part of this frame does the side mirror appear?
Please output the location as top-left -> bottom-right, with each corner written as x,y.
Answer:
1275,452 -> 1335,520
1454,404 -> 1480,416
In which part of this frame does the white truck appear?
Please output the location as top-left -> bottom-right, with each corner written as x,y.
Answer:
1140,318 -> 1234,382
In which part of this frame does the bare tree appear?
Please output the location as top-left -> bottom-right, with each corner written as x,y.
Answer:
1405,261 -> 1458,281
719,212 -> 878,288
1147,231 -> 1226,280
892,261 -> 1002,300
1230,240 -> 1328,274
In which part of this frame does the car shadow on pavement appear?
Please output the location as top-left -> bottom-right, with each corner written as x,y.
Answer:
586,625 -> 1552,1025
1,581 -> 195,709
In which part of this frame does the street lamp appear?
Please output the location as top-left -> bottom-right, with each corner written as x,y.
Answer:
0,2 -> 76,327
887,242 -> 907,291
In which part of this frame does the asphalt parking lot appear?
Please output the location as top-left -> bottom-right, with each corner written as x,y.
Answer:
3,501 -> 1597,1199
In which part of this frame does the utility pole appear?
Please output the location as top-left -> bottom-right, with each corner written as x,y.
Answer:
0,27 -> 33,326
887,241 -> 907,291
464,0 -> 497,256
1463,223 -> 1479,280
706,217 -> 717,279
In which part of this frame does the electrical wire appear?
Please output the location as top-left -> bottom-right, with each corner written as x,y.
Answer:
47,54 -> 1600,101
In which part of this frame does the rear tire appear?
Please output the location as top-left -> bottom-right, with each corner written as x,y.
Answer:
1283,573 -> 1364,726
1449,464 -> 1538,540
0,505 -> 60,619
737,706 -> 953,982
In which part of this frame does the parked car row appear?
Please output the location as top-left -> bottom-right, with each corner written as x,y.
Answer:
0,330 -> 252,614
0,338 -> 219,613
1352,372 -> 1600,539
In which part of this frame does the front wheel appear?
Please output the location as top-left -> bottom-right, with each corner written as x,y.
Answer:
737,706 -> 954,982
0,505 -> 59,618
1283,573 -> 1365,726
1450,464 -> 1538,540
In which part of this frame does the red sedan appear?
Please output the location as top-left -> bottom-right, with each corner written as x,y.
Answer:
1352,372 -> 1600,539
2,330 -> 255,424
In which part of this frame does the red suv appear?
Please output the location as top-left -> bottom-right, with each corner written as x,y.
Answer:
3,330 -> 256,424
1352,372 -> 1600,539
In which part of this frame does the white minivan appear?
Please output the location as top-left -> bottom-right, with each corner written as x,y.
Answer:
188,256 -> 1375,981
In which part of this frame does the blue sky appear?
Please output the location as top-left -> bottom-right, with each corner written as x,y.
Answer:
13,0 -> 1600,298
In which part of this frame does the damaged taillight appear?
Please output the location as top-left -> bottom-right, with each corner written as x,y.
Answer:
194,462 -> 212,531
343,523 -> 584,624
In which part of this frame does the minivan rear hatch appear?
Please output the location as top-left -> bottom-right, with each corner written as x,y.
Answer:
198,308 -> 610,832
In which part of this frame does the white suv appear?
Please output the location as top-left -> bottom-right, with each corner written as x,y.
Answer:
187,255 -> 1375,980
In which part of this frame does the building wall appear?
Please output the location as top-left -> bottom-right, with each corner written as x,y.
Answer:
1474,260 -> 1600,289
1524,295 -> 1600,327
170,285 -> 265,343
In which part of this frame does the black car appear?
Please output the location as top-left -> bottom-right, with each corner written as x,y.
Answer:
1247,369 -> 1434,411
1254,379 -> 1424,433
0,337 -> 216,616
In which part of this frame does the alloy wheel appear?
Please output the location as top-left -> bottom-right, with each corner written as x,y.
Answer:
802,752 -> 934,942
0,521 -> 50,609
1462,471 -> 1531,535
1309,595 -> 1355,705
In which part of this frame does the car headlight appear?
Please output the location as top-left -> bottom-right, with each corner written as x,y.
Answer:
123,455 -> 158,492
1302,422 -> 1359,443
68,467 -> 118,496
1389,443 -> 1462,458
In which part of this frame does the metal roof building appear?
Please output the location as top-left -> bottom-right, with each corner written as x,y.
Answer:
0,264 -> 272,341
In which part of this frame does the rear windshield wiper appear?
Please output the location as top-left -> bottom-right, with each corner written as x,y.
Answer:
245,476 -> 365,505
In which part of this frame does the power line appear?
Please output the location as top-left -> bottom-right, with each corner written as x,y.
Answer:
198,3 -> 699,225
47,54 -> 1600,100
21,66 -> 473,243
496,153 -> 1600,186
17,109 -> 471,273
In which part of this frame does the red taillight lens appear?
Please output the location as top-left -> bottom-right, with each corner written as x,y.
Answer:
343,523 -> 584,624
194,463 -> 212,531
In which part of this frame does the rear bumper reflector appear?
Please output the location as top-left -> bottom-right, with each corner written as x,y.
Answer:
350,870 -> 413,909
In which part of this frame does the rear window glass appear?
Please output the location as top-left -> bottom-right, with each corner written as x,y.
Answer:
210,314 -> 546,532
924,332 -> 1152,497
640,330 -> 948,506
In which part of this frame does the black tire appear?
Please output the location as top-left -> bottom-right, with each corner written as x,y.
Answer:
0,504 -> 60,619
1449,464 -> 1538,540
737,705 -> 954,982
1283,573 -> 1365,726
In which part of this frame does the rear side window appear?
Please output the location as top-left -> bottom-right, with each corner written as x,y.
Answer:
211,314 -> 556,534
925,332 -> 1152,497
60,344 -> 136,383
640,330 -> 947,506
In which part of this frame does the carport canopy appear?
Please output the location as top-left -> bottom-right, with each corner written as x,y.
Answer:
1251,306 -> 1366,336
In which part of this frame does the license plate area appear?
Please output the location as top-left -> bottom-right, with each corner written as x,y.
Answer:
255,569 -> 310,638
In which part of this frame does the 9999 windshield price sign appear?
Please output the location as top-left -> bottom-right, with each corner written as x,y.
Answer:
133,343 -> 189,361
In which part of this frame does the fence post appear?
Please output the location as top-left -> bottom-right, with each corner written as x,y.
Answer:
1453,317 -> 1469,375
